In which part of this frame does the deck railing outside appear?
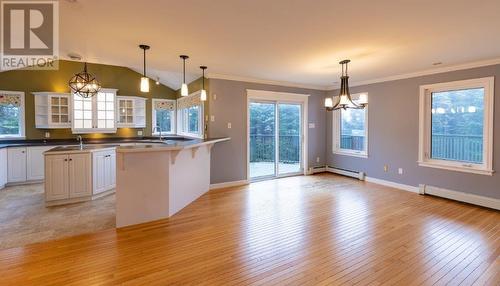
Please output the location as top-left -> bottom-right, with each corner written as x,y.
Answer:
249,134 -> 300,163
339,134 -> 482,164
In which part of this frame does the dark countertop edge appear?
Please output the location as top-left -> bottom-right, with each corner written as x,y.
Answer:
0,136 -> 194,149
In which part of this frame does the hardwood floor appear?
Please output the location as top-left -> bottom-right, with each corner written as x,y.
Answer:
0,173 -> 498,285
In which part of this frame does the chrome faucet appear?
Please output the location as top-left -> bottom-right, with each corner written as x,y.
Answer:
153,126 -> 164,140
77,135 -> 83,149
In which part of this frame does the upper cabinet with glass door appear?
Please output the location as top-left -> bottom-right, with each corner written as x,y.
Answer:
33,92 -> 71,129
116,96 -> 146,128
72,88 -> 117,134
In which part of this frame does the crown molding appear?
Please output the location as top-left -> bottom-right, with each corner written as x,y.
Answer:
326,57 -> 500,90
207,72 -> 330,91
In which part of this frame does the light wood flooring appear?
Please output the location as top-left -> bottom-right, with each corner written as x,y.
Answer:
0,183 -> 115,249
0,173 -> 498,285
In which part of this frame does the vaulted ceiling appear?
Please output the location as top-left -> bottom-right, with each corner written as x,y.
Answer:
59,0 -> 500,90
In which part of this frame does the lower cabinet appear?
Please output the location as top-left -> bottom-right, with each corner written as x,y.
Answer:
93,150 -> 116,194
7,147 -> 27,183
0,149 -> 7,189
27,146 -> 54,181
45,153 -> 92,201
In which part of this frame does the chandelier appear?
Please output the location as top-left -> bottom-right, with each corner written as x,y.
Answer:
325,59 -> 367,111
68,62 -> 101,98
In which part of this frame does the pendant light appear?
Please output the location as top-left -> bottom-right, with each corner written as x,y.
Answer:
68,62 -> 101,98
139,44 -> 150,93
180,55 -> 189,96
200,66 -> 207,101
325,59 -> 367,111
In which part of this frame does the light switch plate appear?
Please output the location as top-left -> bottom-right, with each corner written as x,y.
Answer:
308,123 -> 315,129
227,122 -> 232,129
138,130 -> 143,136
210,115 -> 215,122
44,132 -> 50,138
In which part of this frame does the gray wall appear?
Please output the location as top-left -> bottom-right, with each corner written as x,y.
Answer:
208,79 -> 327,184
326,64 -> 500,199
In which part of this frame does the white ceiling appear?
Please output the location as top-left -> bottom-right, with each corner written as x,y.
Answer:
59,0 -> 500,90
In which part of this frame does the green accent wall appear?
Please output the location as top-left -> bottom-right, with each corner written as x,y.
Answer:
0,60 -> 176,139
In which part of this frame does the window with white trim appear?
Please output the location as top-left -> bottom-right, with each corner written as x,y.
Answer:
72,88 -> 117,133
0,91 -> 25,139
418,77 -> 494,175
332,93 -> 368,157
152,99 -> 176,135
177,92 -> 204,138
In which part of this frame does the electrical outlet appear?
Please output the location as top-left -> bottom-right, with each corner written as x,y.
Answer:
44,132 -> 50,138
316,157 -> 320,163
227,122 -> 232,129
384,165 -> 389,172
398,168 -> 403,175
309,123 -> 315,129
213,94 -> 217,100
137,130 -> 143,136
210,115 -> 215,122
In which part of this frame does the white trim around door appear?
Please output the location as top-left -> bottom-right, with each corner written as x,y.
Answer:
246,89 -> 309,181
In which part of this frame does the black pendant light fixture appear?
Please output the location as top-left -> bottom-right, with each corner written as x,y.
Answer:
139,44 -> 150,92
200,66 -> 207,101
180,55 -> 189,96
69,62 -> 101,98
325,59 -> 367,111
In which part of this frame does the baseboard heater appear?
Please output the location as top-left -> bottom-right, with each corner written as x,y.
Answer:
326,166 -> 365,181
420,184 -> 500,211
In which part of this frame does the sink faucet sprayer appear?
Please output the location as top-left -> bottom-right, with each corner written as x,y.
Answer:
77,135 -> 83,149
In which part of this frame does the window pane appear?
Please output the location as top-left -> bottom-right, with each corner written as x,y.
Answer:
0,104 -> 20,136
188,106 -> 199,133
155,109 -> 172,132
340,108 -> 366,151
431,88 -> 484,163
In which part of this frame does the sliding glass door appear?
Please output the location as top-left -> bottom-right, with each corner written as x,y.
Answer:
249,101 -> 302,180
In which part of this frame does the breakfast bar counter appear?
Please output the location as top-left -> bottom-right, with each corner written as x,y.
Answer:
115,137 -> 230,227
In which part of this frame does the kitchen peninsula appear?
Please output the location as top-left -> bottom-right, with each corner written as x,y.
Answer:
115,137 -> 229,227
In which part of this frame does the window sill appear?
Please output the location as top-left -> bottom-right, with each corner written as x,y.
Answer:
418,161 -> 494,176
333,150 -> 368,158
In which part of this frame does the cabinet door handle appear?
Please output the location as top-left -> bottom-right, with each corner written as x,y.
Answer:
69,158 -> 73,161
64,159 -> 68,161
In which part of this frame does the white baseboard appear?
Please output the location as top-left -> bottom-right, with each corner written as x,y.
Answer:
307,166 -> 326,175
209,180 -> 249,190
421,184 -> 500,210
365,176 -> 419,193
327,166 -> 365,180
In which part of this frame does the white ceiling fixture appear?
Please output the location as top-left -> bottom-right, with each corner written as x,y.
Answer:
58,0 -> 500,90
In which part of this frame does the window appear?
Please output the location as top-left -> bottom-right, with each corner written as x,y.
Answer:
419,77 -> 494,175
332,93 -> 368,157
0,91 -> 25,139
177,92 -> 204,138
152,99 -> 176,134
72,88 -> 117,133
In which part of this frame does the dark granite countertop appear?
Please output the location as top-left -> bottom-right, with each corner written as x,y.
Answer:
0,136 -> 193,149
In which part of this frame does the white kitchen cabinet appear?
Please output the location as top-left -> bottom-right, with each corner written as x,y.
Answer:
116,96 -> 147,128
93,149 -> 116,194
0,148 -> 7,189
45,153 -> 92,202
45,154 -> 69,201
27,146 -> 54,181
7,147 -> 26,183
33,92 -> 71,129
68,153 -> 92,198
